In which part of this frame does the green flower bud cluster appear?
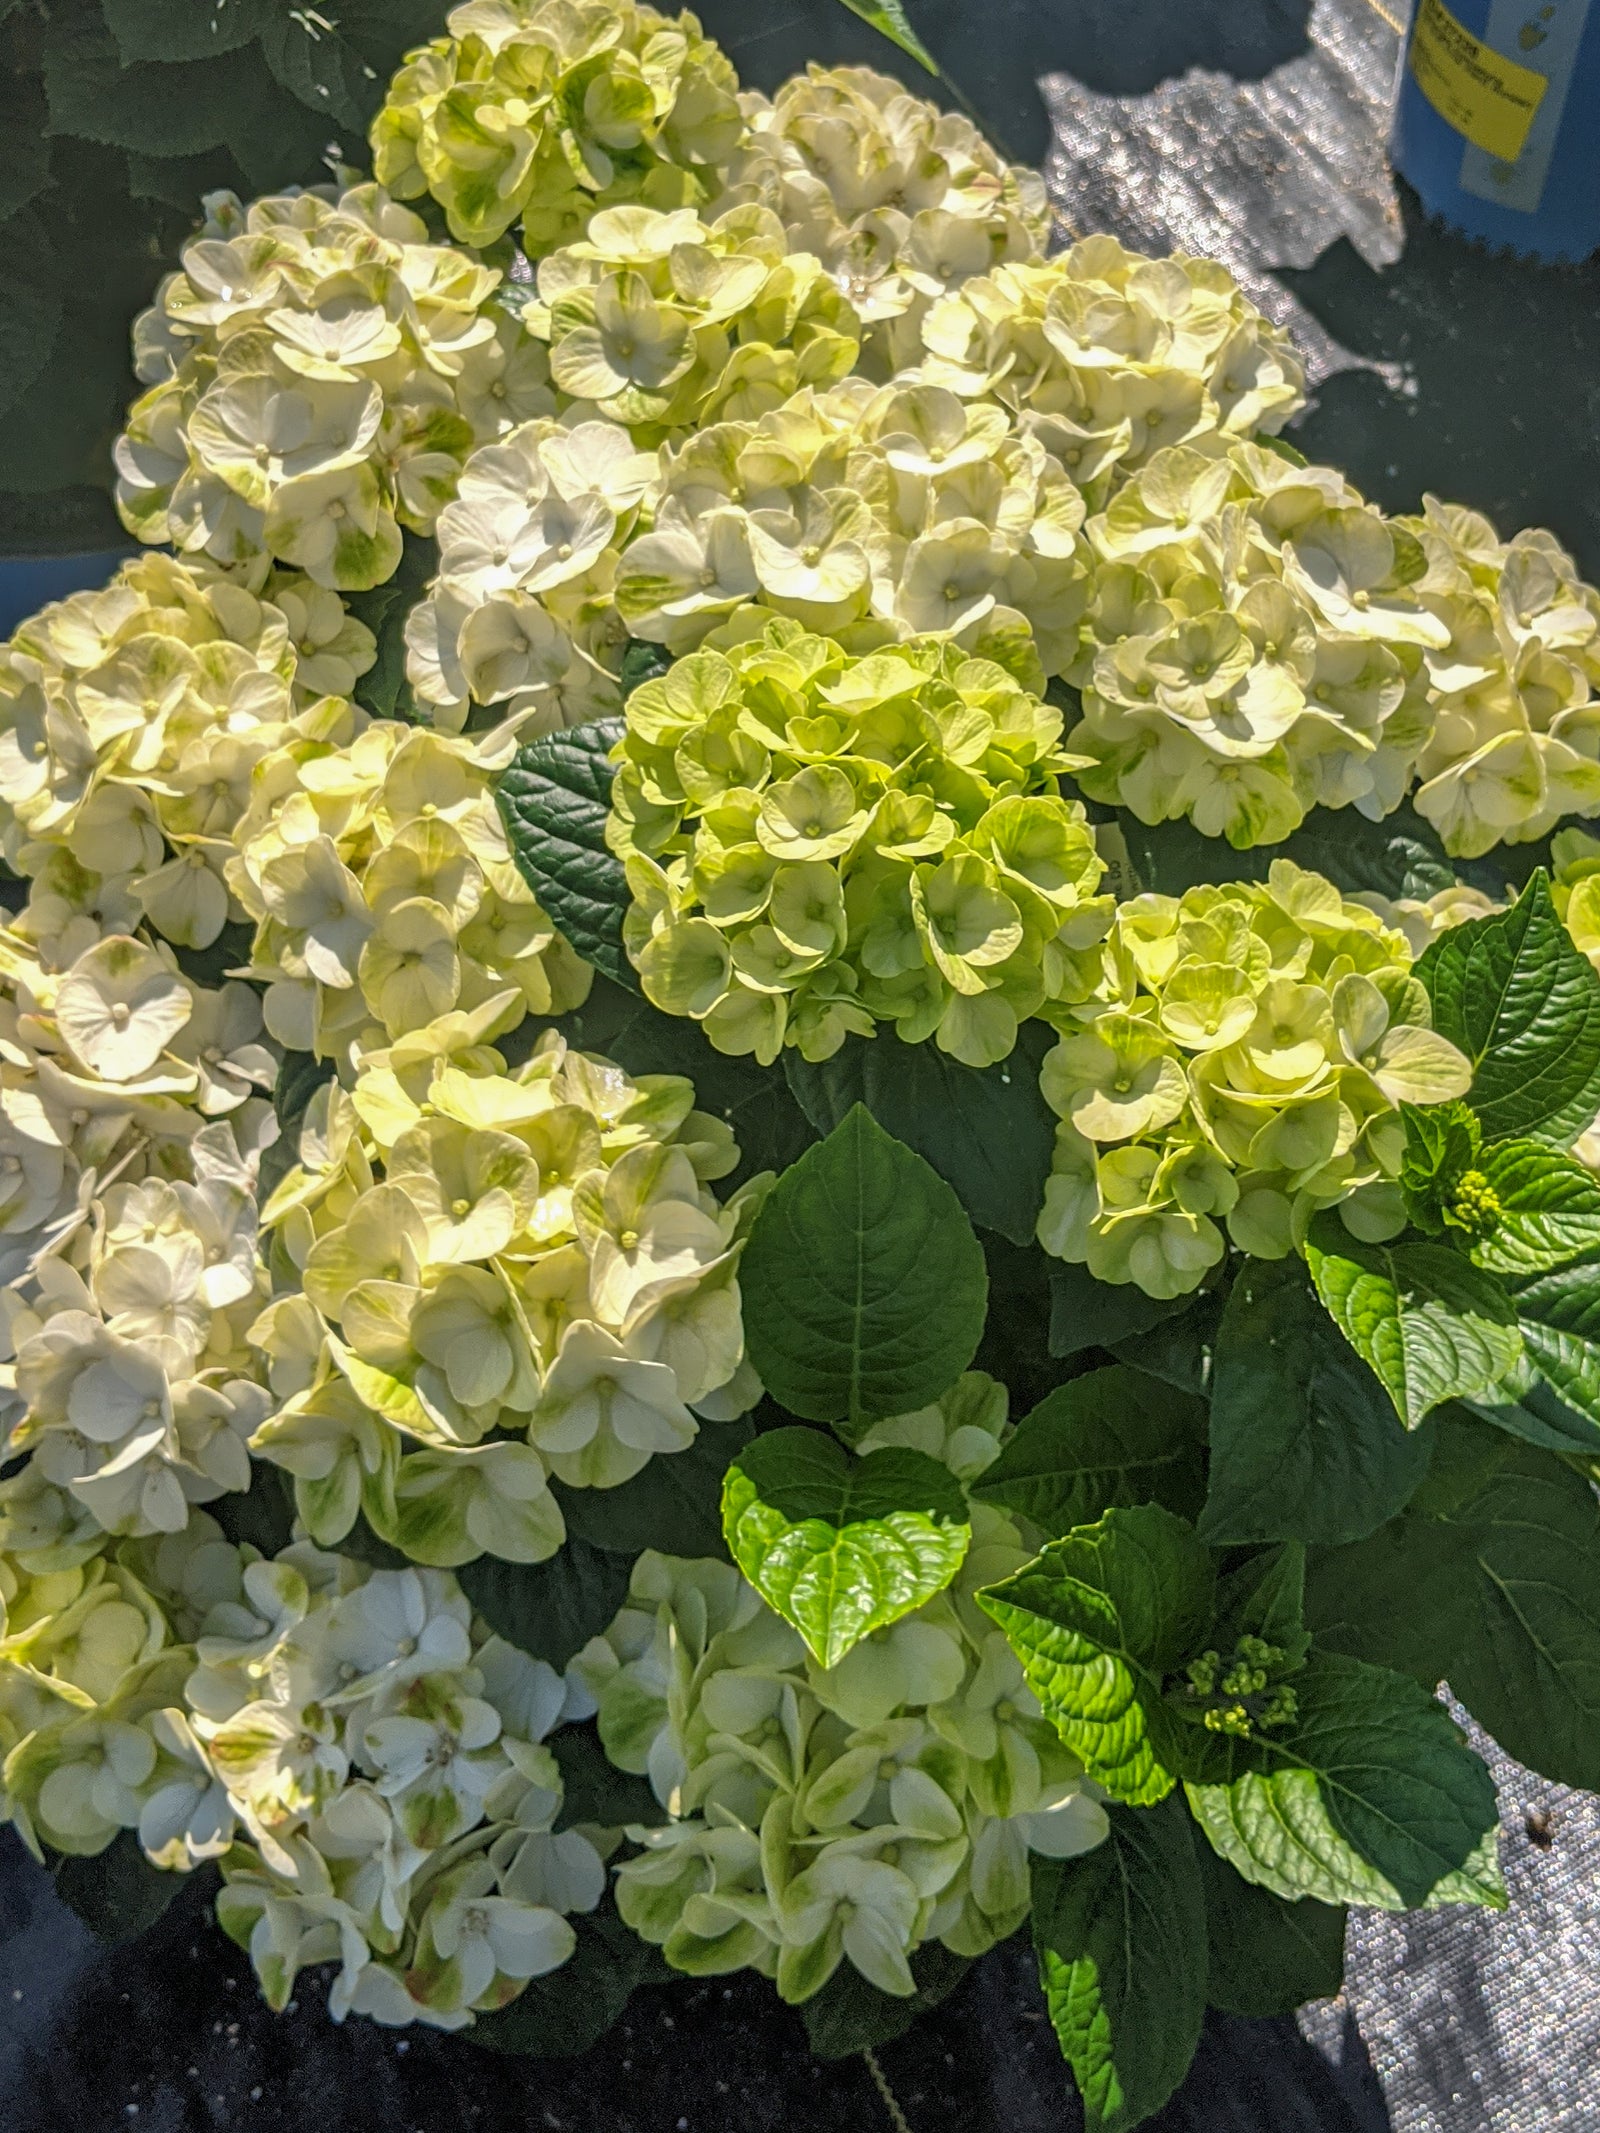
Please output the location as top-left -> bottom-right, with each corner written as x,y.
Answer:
224,715 -> 590,1069
917,235 -> 1307,492
116,183 -> 555,591
252,1020 -> 763,1568
582,1509 -> 1107,2001
607,618 -> 1108,1066
0,552 -> 375,952
1060,443 -> 1450,851
1037,859 -> 1473,1299
1401,499 -> 1600,858
371,0 -> 745,253
1178,1635 -> 1298,1738
521,202 -> 862,445
711,63 -> 1051,373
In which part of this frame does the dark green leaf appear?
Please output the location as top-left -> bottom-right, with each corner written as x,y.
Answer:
0,208 -> 63,424
722,1427 -> 970,1666
1185,1653 -> 1502,1910
100,0 -> 262,64
1107,1291 -> 1221,1398
0,78 -> 51,223
549,1722 -> 668,1832
801,1940 -> 971,2058
1196,1845 -> 1345,2018
979,1506 -> 1214,1806
458,1538 -> 635,1670
1202,1256 -> 1435,1545
1464,1374 -> 1600,1455
1046,1259 -> 1191,1357
48,1833 -> 192,1944
1503,1250 -> 1600,1427
1031,1795 -> 1206,2132
1303,1216 -> 1522,1428
970,1365 -> 1207,1536
343,532 -> 436,721
209,1464 -> 296,1557
495,718 -> 632,985
1399,1098 -> 1483,1234
555,1416 -> 753,1559
272,1046 -> 335,1131
783,1021 -> 1056,1246
1212,1543 -> 1310,1669
619,638 -> 673,697
468,1901 -> 670,2056
738,1105 -> 987,1434
1416,870 -> 1600,1146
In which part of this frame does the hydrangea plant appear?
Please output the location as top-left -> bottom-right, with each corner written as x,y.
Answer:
8,10 -> 1600,2128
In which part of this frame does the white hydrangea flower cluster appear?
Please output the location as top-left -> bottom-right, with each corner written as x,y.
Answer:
917,235 -> 1307,492
223,715 -> 590,1068
0,914 -> 279,1538
372,0 -> 745,253
114,183 -> 557,592
1060,443 -> 1452,851
582,1395 -> 1107,2004
251,1020 -> 763,1567
713,63 -> 1051,372
1400,499 -> 1600,857
0,552 -> 375,953
1035,860 -> 1472,1298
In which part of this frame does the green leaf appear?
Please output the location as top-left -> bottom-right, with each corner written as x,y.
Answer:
549,1723 -> 669,1832
970,1365 -> 1207,1536
737,1105 -> 987,1434
48,1832 -> 191,1944
1416,870 -> 1600,1146
343,532 -> 436,722
1030,1795 -> 1206,2133
457,1538 -> 635,1671
1398,1098 -> 1483,1233
832,0 -> 940,73
1201,1256 -> 1435,1545
100,0 -> 262,64
1196,1845 -> 1345,2019
620,638 -> 674,697
468,1901 -> 670,2056
0,209 -> 64,425
721,1427 -> 970,1667
1306,1439 -> 1600,1793
495,719 -> 633,986
1107,1292 -> 1221,1400
1184,1652 -> 1502,1910
1465,1373 -> 1600,1455
1502,1250 -> 1600,1427
0,77 -> 52,224
978,1506 -> 1214,1806
1046,1260 -> 1191,1357
783,1022 -> 1056,1246
1469,1140 -> 1600,1274
555,1417 -> 753,1560
801,1940 -> 971,2059
1303,1217 -> 1522,1429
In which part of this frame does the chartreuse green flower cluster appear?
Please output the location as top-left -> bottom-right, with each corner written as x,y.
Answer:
712,63 -> 1050,372
1036,860 -> 1473,1298
577,1393 -> 1107,2005
251,1020 -> 764,1567
115,182 -> 556,592
2,1519 -> 605,2031
224,714 -> 590,1070
372,0 -> 745,252
0,552 -> 374,953
606,617 -> 1108,1067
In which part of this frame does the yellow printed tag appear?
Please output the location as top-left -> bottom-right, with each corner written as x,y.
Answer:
1409,0 -> 1550,161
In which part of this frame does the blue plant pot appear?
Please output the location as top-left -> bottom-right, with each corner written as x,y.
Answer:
1391,0 -> 1600,261
0,551 -> 136,639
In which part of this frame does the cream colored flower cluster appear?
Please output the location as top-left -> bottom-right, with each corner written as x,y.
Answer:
582,1398 -> 1106,2004
223,715 -> 590,1068
372,0 -> 745,252
917,235 -> 1307,490
607,619 -> 1108,1068
1401,499 -> 1600,858
252,1021 -> 763,1566
1036,860 -> 1473,1298
0,552 -> 374,953
115,182 -> 556,591
1060,444 -> 1451,851
711,63 -> 1051,372
2,1521 -> 605,2031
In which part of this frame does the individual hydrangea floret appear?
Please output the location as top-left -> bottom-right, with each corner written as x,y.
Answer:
371,0 -> 745,252
115,183 -> 556,591
711,63 -> 1051,372
224,713 -> 591,1067
251,1021 -> 764,1566
1034,859 -> 1473,1298
0,552 -> 375,952
606,617 -> 1109,1067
